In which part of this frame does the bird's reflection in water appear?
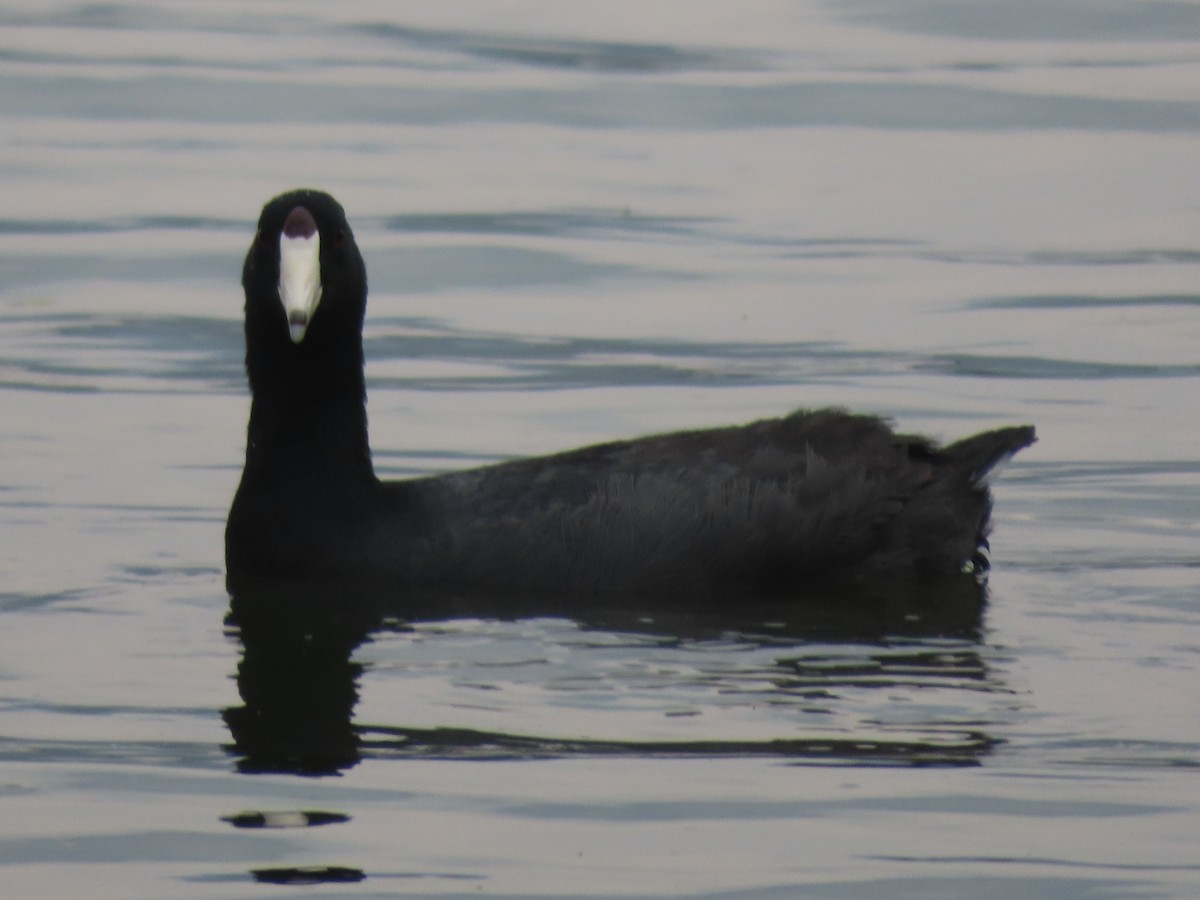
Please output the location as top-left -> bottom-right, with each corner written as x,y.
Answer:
223,581 -> 381,776
223,574 -> 1000,777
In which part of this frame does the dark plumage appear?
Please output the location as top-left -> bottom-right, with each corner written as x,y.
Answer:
226,189 -> 1035,597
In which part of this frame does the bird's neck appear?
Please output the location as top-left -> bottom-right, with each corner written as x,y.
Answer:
243,342 -> 376,489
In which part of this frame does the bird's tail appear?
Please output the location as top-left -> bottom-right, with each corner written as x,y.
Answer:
943,425 -> 1036,484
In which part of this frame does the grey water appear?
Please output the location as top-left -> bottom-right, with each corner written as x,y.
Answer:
2,1 -> 1199,897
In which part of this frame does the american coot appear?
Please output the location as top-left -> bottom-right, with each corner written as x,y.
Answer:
226,189 -> 1035,597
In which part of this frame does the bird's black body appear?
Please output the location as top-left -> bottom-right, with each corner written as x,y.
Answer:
226,189 -> 1035,599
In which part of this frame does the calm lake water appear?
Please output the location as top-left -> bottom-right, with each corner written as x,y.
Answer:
2,1 -> 1200,897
